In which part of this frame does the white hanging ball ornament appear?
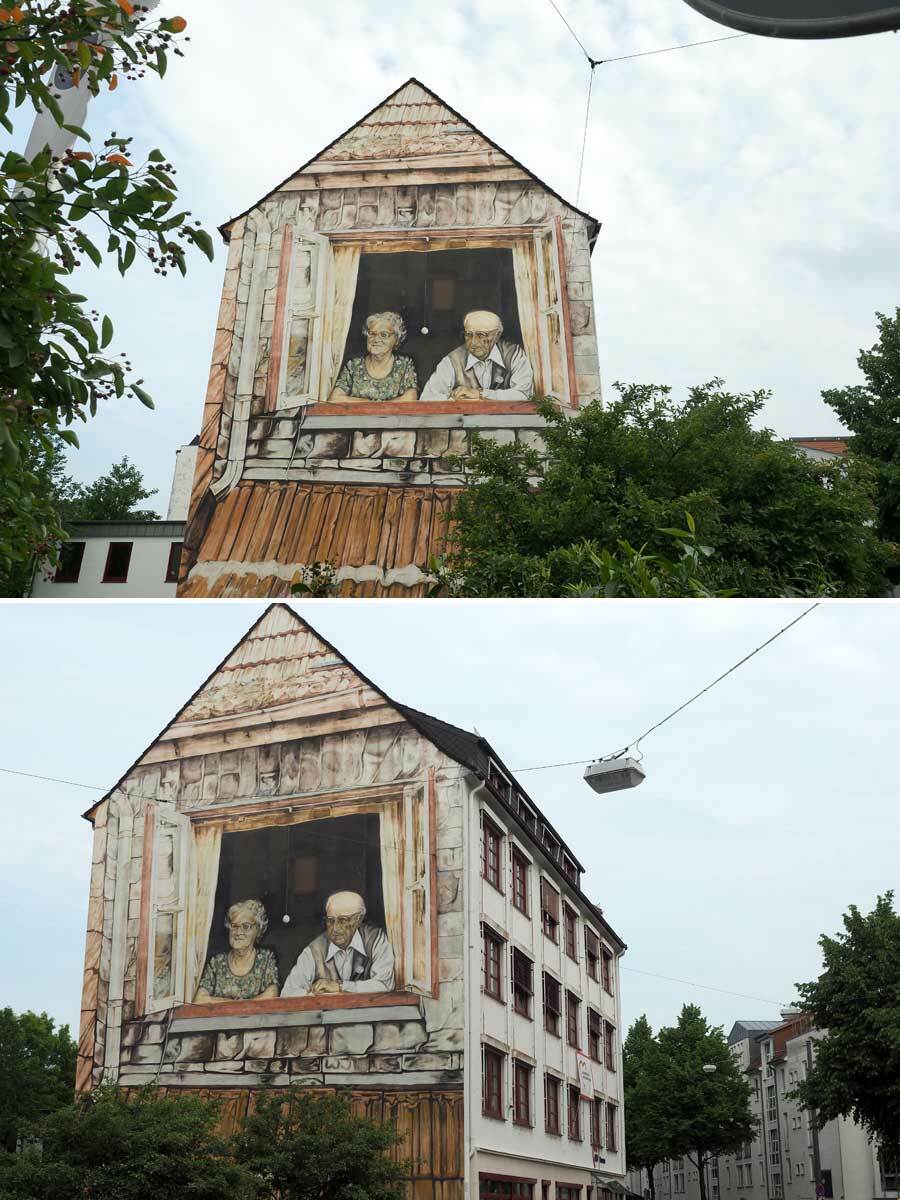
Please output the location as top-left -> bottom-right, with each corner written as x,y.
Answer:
421,325 -> 429,335
282,913 -> 291,924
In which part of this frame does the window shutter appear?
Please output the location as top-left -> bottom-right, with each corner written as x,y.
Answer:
534,222 -> 572,405
405,783 -> 433,994
145,804 -> 188,1014
541,877 -> 559,921
281,230 -> 332,407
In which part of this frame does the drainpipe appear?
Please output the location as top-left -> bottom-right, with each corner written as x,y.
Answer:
102,790 -> 135,1083
758,1067 -> 772,1200
772,1062 -> 786,1193
467,777 -> 490,1200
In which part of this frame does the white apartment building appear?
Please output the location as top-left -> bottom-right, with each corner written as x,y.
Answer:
630,1013 -> 899,1200
471,759 -> 629,1200
30,440 -> 197,597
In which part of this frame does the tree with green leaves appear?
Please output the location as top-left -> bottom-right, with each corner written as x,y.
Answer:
60,453 -> 158,522
0,1009 -> 75,1154
0,1084 -> 256,1200
431,386 -> 894,597
792,892 -> 900,1158
232,1087 -> 406,1200
623,1016 -> 668,1200
0,0 -> 214,584
656,1005 -> 756,1200
823,309 -> 900,581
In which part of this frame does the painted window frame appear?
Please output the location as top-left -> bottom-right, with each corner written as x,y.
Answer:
482,815 -> 503,892
511,847 -> 529,915
482,1045 -> 505,1120
566,990 -> 580,1049
544,1072 -> 561,1135
53,540 -> 85,583
541,877 -> 560,943
102,541 -> 133,583
567,1084 -> 582,1142
136,783 -> 438,1018
543,971 -> 561,1037
512,947 -> 533,1019
513,1058 -> 533,1127
483,923 -> 504,1002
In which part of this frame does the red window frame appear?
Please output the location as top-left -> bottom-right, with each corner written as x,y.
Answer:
482,817 -> 503,891
606,1102 -> 617,1151
53,541 -> 85,583
588,1008 -> 602,1061
543,972 -> 561,1037
604,1021 -> 616,1071
544,1074 -> 561,1134
483,1047 -> 504,1119
479,1176 -> 536,1200
165,541 -> 183,584
513,1060 -> 532,1127
512,948 -> 533,1019
483,926 -> 503,1000
601,946 -> 613,993
541,878 -> 559,943
102,541 -> 133,583
564,905 -> 578,960
585,928 -> 600,981
567,1085 -> 582,1141
512,849 -> 529,914
590,1098 -> 603,1148
566,991 -> 580,1048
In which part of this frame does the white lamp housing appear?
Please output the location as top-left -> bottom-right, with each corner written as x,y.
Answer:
583,757 -> 646,795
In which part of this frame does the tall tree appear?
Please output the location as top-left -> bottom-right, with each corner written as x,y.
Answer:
232,1087 -> 406,1200
823,309 -> 900,580
792,892 -> 900,1157
61,455 -> 159,521
0,1084 -> 255,1200
431,387 -> 894,597
656,1005 -> 756,1200
623,1016 -> 668,1199
0,0 -> 213,582
0,1009 -> 75,1153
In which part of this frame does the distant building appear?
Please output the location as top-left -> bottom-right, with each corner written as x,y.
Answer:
30,440 -> 198,597
627,1011 -> 899,1200
77,605 -> 629,1200
790,437 -> 849,462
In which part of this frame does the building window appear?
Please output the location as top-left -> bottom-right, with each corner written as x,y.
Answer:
479,1176 -> 535,1200
879,1150 -> 900,1191
544,1073 -> 561,1134
513,1060 -> 532,1126
567,1085 -> 582,1141
590,1097 -> 602,1148
601,946 -> 613,993
483,926 -> 503,1000
564,905 -> 578,959
588,1007 -> 602,1061
585,927 -> 600,981
488,761 -> 512,803
102,541 -> 132,583
541,878 -> 559,942
165,541 -> 183,583
604,1021 -> 616,1070
562,855 -> 577,883
53,541 -> 85,583
543,972 -> 561,1037
556,1188 -> 581,1200
512,948 -> 533,1018
482,817 -> 502,891
542,828 -> 560,861
483,1047 -> 504,1119
605,1103 -> 617,1152
566,991 -> 580,1048
519,799 -> 538,834
512,849 -> 529,914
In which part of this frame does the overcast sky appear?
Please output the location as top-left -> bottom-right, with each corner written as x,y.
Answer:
19,0 -> 900,506
2,599 -> 897,1043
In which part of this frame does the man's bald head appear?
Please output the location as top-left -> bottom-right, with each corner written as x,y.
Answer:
463,310 -> 503,361
324,891 -> 366,949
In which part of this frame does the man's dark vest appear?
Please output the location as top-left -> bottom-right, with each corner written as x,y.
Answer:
446,339 -> 519,391
307,923 -> 384,983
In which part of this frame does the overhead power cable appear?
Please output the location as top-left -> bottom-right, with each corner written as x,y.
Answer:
621,965 -> 795,1008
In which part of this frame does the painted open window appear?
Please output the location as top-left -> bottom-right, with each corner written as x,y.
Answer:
139,786 -> 435,1015
268,225 -> 575,409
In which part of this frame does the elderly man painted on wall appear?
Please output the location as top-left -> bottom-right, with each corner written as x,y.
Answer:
420,309 -> 534,402
280,890 -> 396,997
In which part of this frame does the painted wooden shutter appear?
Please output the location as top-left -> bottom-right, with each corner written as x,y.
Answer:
282,230 -> 332,407
145,804 -> 188,1013
405,784 -> 433,995
534,223 -> 572,405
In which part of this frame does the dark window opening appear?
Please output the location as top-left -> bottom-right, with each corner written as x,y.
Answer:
482,1048 -> 504,1119
102,541 -> 132,583
512,948 -> 533,1018
544,972 -> 561,1036
165,541 -> 183,583
545,1074 -> 560,1134
54,541 -> 85,583
512,850 -> 529,915
347,247 -> 523,395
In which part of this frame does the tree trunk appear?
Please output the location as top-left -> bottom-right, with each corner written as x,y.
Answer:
697,1150 -> 707,1200
647,1165 -> 657,1200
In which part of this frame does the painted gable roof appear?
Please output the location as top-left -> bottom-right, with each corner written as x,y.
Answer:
220,77 -> 600,242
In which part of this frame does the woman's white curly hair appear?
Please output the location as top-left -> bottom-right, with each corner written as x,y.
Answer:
225,899 -> 268,939
363,311 -> 406,346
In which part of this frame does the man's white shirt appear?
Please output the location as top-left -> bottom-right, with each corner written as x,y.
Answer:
421,342 -> 534,401
280,927 -> 394,996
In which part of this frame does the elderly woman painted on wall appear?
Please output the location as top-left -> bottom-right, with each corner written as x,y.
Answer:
194,899 -> 279,1003
329,312 -> 418,403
